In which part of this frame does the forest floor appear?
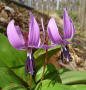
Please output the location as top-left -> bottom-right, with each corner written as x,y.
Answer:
0,0 -> 86,72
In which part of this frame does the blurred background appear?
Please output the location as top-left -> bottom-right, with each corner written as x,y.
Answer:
12,0 -> 86,30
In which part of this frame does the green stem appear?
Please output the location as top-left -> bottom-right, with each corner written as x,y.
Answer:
30,74 -> 32,87
41,49 -> 48,81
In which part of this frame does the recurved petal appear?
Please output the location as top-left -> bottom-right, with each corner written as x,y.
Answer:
48,18 -> 62,44
69,19 -> 75,38
41,18 -> 45,41
63,8 -> 75,40
28,12 -> 40,48
7,20 -> 25,50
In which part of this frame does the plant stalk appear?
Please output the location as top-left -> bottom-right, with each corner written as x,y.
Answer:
30,74 -> 32,87
41,49 -> 48,81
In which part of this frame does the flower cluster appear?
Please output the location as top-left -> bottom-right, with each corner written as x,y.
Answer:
7,8 -> 75,75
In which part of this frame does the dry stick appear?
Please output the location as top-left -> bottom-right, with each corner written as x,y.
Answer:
59,62 -> 78,71
59,62 -> 73,70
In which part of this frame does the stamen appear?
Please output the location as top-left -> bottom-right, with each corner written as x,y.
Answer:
62,45 -> 72,62
61,52 -> 64,63
25,53 -> 35,75
25,56 -> 30,75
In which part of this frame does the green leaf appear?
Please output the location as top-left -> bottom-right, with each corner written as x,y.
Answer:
34,46 -> 61,59
36,63 -> 86,85
0,67 -> 26,88
35,80 -> 86,90
60,70 -> 86,84
13,67 -> 26,82
34,47 -> 61,70
0,33 -> 26,68
35,64 -> 61,82
35,79 -> 74,90
0,33 -> 29,88
72,85 -> 86,90
3,83 -> 27,90
13,66 -> 36,89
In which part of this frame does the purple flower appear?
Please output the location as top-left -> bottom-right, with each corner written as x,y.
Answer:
7,12 -> 49,75
48,8 -> 75,63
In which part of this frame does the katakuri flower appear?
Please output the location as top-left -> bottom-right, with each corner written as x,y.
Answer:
7,12 -> 49,75
48,8 -> 75,63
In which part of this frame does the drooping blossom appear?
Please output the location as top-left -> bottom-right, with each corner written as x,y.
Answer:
48,8 -> 75,63
7,12 -> 50,75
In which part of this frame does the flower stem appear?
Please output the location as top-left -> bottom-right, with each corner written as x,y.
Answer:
30,74 -> 32,87
41,23 -> 48,81
41,49 -> 48,81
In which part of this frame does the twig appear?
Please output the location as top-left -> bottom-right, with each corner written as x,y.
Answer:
59,62 -> 77,70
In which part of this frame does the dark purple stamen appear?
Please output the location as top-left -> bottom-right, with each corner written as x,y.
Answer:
25,54 -> 35,75
61,45 -> 72,63
61,52 -> 64,63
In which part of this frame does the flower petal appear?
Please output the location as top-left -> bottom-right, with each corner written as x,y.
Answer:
41,18 -> 45,41
63,40 -> 72,46
28,12 -> 40,48
63,8 -> 75,40
48,18 -> 62,44
7,20 -> 25,50
70,19 -> 75,38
